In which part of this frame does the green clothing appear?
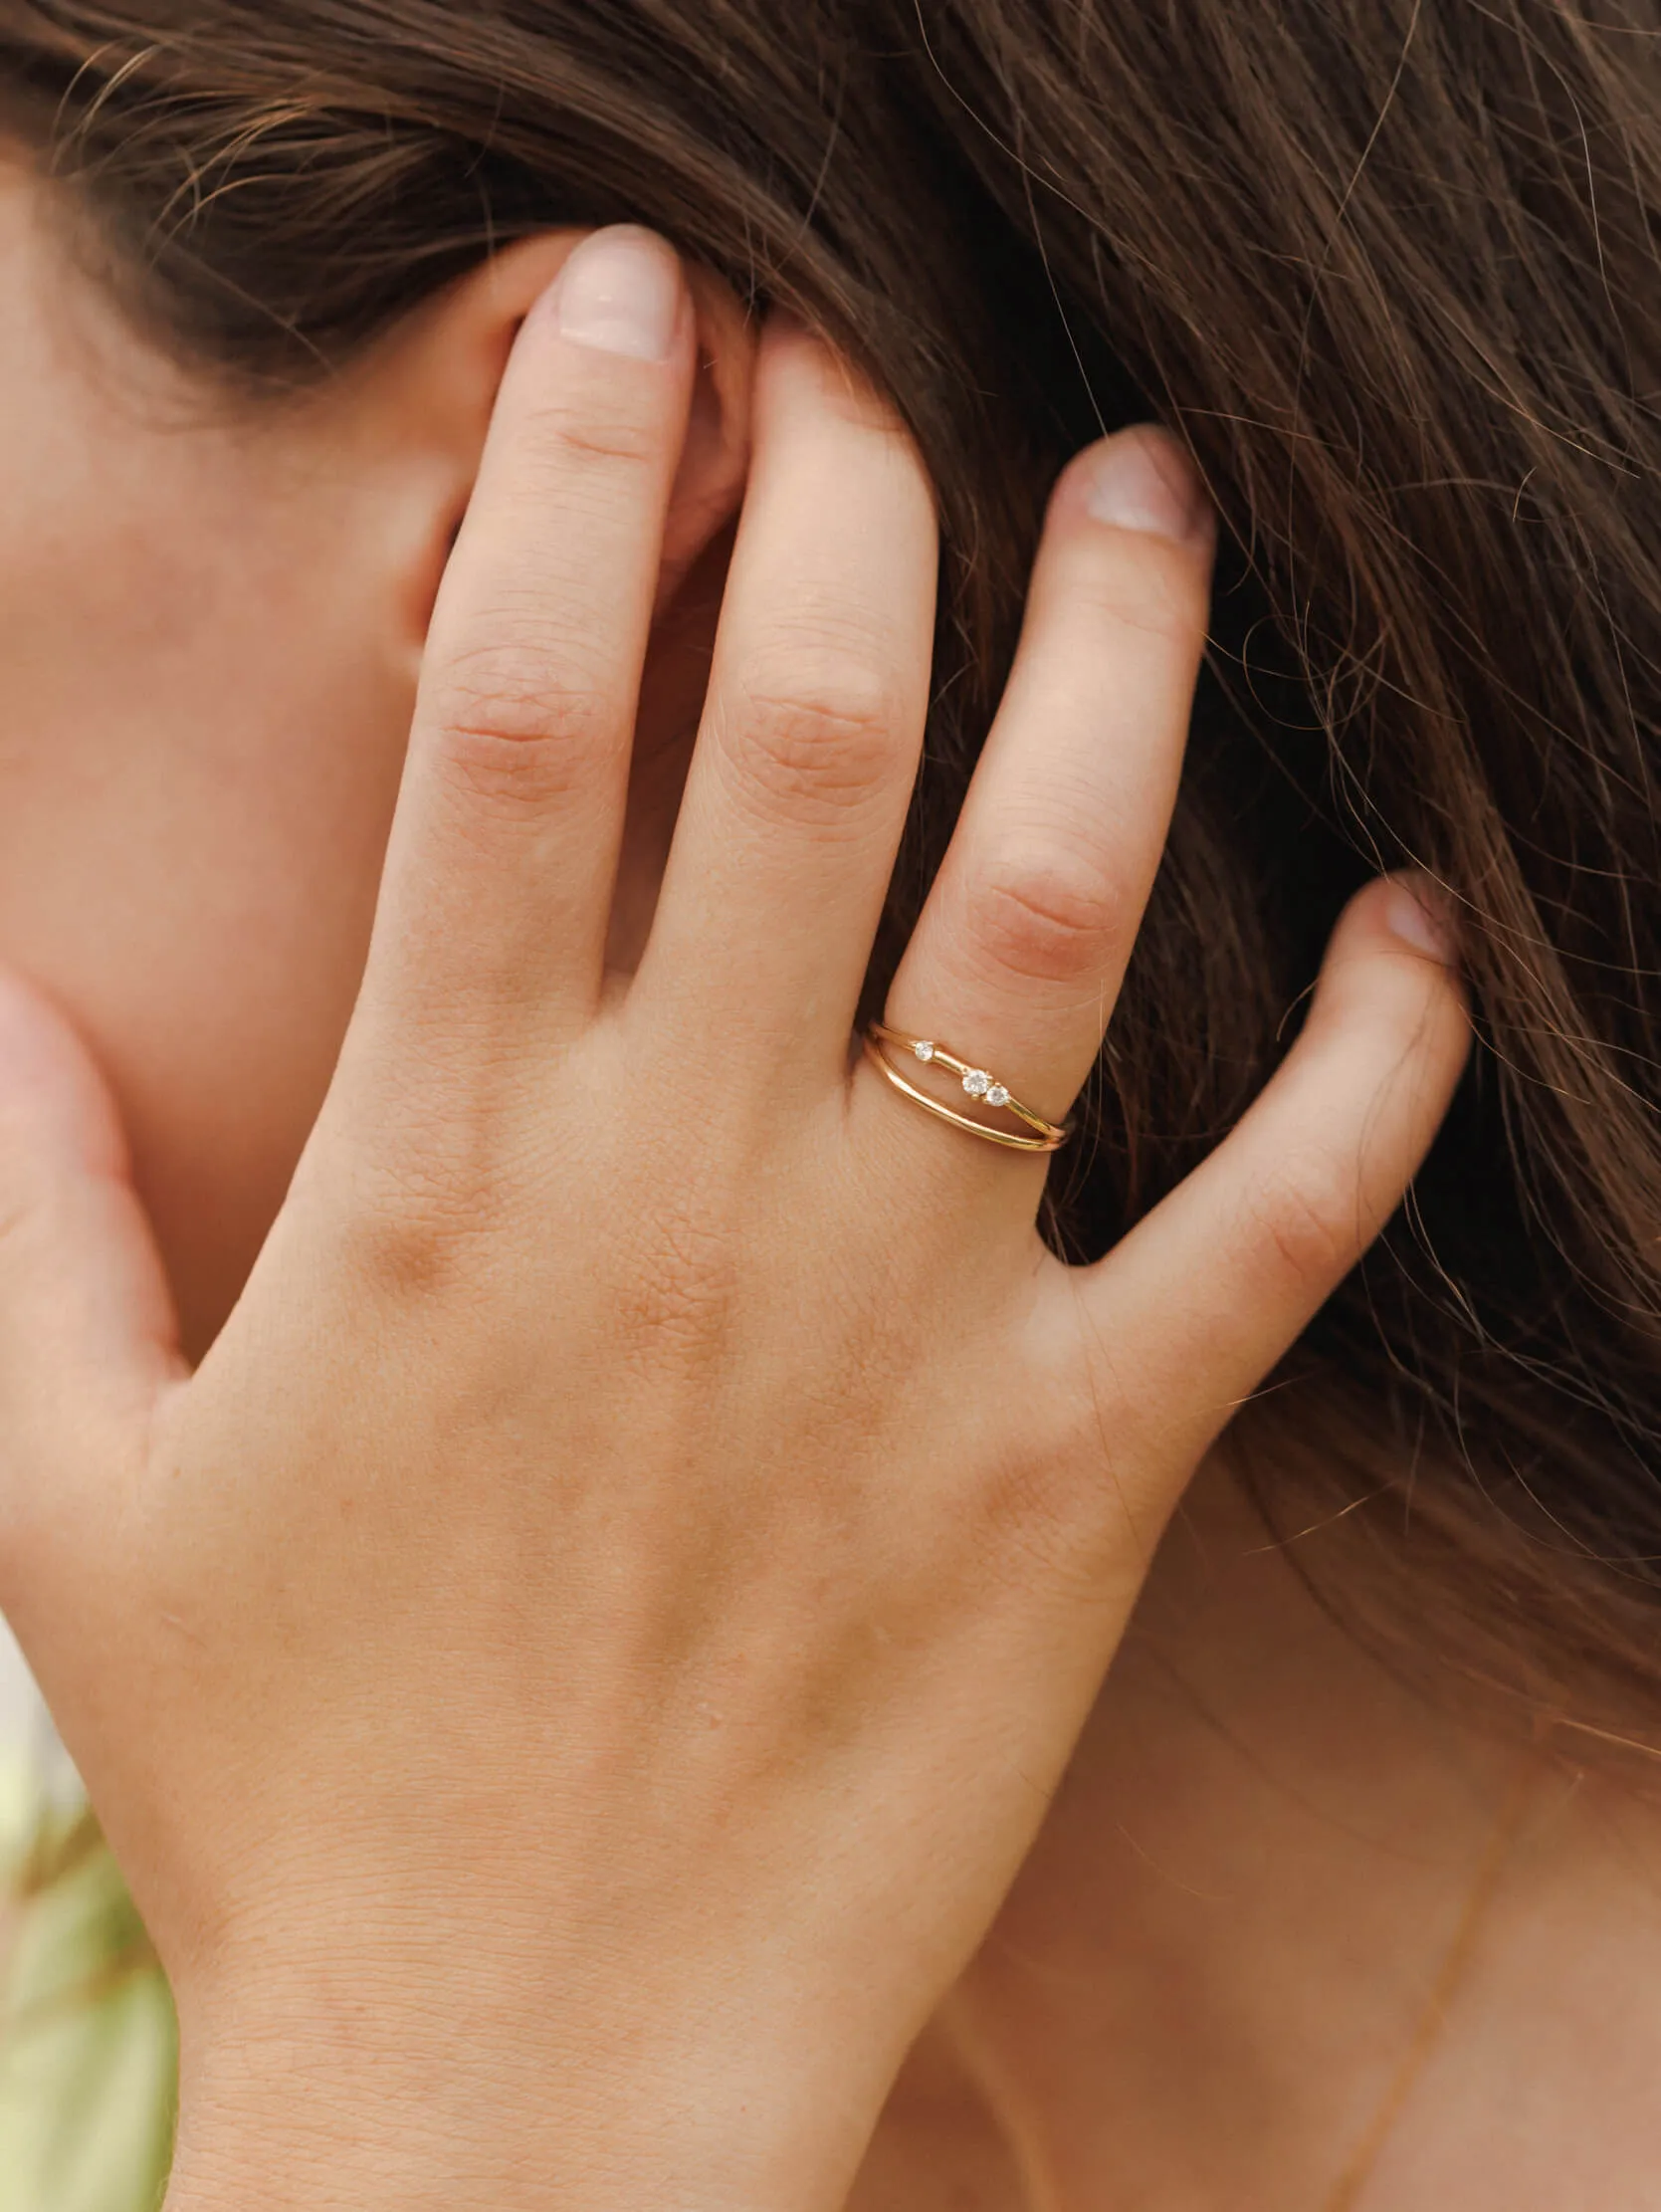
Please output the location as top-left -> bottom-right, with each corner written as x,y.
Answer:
0,1764 -> 175,2212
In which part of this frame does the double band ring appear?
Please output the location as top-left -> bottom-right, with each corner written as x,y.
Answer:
863,1022 -> 1073,1153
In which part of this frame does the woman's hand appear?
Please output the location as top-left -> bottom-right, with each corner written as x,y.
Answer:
0,228 -> 1468,2210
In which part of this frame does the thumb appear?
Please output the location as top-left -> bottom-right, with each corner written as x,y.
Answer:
0,970 -> 181,1484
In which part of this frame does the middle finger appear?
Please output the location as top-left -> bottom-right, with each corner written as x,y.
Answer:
631,320 -> 937,1079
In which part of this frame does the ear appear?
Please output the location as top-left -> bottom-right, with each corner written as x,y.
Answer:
332,230 -> 755,678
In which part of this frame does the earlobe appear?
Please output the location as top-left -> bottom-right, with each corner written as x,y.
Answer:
355,229 -> 755,664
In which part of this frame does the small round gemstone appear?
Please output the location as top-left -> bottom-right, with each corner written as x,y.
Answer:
962,1068 -> 992,1098
913,1039 -> 936,1062
985,1083 -> 1011,1109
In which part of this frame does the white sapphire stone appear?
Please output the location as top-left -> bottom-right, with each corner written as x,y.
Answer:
913,1039 -> 936,1062
961,1068 -> 992,1098
985,1083 -> 1011,1109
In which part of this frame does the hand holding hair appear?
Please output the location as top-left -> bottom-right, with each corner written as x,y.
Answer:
0,229 -> 1468,2210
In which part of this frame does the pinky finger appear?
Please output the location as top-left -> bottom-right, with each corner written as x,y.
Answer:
1070,874 -> 1471,1472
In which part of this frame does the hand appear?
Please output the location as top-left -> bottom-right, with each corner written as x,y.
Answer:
0,227 -> 1468,2210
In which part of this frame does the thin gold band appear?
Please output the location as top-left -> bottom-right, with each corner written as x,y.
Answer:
864,1023 -> 1072,1154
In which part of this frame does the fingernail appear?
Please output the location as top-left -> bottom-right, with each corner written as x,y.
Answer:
1383,876 -> 1458,964
1085,428 -> 1208,542
553,226 -> 682,360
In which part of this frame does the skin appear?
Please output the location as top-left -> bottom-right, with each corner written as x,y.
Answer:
2,163 -> 1655,2206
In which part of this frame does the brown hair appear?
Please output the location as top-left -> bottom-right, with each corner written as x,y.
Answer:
3,0 -> 1659,1724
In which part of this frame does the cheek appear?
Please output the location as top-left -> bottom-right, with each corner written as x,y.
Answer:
0,489 -> 412,1356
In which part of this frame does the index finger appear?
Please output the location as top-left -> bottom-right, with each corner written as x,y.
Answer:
358,227 -> 698,1065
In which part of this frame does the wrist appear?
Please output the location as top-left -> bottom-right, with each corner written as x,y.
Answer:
162,1960 -> 889,2212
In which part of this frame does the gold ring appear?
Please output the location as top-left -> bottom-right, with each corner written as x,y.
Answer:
863,1022 -> 1072,1153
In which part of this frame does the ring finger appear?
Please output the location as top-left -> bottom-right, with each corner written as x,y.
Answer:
860,426 -> 1215,1184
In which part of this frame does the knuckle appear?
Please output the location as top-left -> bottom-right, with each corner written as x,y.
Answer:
517,389 -> 665,475
323,1083 -> 541,1304
1245,1151 -> 1361,1298
719,645 -> 903,828
1077,540 -> 1207,647
967,845 -> 1126,985
334,1152 -> 498,1304
337,1195 -> 476,1306
428,640 -> 614,810
966,1421 -> 1136,1601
